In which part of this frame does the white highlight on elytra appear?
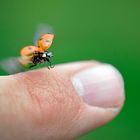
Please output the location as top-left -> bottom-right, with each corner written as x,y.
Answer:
42,53 -> 46,57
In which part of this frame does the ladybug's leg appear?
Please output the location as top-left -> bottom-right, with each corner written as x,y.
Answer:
47,65 -> 51,69
46,58 -> 54,69
29,64 -> 37,68
30,55 -> 38,68
49,61 -> 54,68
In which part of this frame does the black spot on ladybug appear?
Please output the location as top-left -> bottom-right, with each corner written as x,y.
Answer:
28,47 -> 32,50
40,38 -> 43,40
46,40 -> 50,42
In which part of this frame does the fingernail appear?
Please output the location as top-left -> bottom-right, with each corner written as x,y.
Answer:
72,64 -> 124,108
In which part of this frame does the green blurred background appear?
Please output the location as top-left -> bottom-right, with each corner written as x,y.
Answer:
0,0 -> 140,139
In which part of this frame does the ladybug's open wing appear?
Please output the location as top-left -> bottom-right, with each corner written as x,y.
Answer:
0,57 -> 24,74
0,56 -> 32,74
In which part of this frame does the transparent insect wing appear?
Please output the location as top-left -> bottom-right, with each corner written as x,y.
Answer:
0,57 -> 26,74
33,23 -> 55,46
0,55 -> 36,74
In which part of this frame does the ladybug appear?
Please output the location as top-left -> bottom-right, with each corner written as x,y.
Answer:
20,33 -> 54,69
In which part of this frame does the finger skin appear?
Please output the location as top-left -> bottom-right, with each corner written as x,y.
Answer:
0,61 -> 125,140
